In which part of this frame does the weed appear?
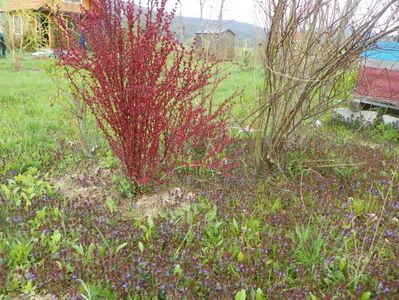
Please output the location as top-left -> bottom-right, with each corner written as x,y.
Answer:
373,123 -> 399,143
289,224 -> 325,272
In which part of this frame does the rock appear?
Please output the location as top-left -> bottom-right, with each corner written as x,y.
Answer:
312,120 -> 322,128
382,114 -> 399,129
334,108 -> 377,125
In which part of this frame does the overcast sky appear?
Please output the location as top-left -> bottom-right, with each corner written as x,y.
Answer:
168,0 -> 257,25
167,0 -> 385,27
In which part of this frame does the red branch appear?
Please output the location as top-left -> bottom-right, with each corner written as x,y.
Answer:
53,0 -> 232,185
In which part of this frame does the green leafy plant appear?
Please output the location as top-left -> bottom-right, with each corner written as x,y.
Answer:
111,174 -> 135,198
0,168 -> 53,210
289,224 -> 325,271
332,159 -> 359,179
235,289 -> 247,300
80,281 -> 117,300
373,123 -> 399,143
349,196 -> 378,216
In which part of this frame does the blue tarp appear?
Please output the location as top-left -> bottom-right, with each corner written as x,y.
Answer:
362,41 -> 399,62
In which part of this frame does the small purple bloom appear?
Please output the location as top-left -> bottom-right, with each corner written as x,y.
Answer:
28,272 -> 36,281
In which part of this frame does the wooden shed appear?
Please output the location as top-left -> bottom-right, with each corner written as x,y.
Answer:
0,0 -> 92,49
355,41 -> 399,109
195,28 -> 236,61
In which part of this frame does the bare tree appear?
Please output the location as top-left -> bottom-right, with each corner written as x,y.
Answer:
252,0 -> 399,169
199,0 -> 207,29
217,0 -> 226,28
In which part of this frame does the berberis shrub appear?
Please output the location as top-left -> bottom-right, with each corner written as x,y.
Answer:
54,0 -> 231,185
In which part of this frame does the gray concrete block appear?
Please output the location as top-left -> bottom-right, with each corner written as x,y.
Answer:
334,108 -> 377,125
382,114 -> 399,129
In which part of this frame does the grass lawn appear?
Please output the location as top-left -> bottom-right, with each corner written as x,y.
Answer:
1,54 -> 399,299
0,55 -> 72,177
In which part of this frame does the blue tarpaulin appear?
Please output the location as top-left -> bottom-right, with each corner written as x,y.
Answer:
362,41 -> 399,62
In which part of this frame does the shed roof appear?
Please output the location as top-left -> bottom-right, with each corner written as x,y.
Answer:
196,28 -> 236,36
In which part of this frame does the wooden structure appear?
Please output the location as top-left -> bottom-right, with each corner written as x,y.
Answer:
355,41 -> 399,110
0,0 -> 91,48
195,28 -> 236,60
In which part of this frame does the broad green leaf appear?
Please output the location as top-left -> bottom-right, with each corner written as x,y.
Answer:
339,258 -> 347,271
173,264 -> 183,278
235,289 -> 246,300
232,218 -> 239,233
105,198 -> 116,213
72,244 -> 84,256
56,260 -> 63,270
51,230 -> 62,243
116,242 -> 128,254
36,208 -> 46,220
147,216 -> 154,229
309,293 -> 317,300
359,292 -> 371,300
237,251 -> 244,263
21,280 -> 34,294
138,241 -> 144,253
53,207 -> 60,220
256,288 -> 264,300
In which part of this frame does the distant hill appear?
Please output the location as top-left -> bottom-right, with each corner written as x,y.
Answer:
171,16 -> 263,47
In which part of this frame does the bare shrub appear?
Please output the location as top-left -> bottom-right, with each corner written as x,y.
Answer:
252,0 -> 399,168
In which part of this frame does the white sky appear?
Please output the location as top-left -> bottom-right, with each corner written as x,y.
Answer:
168,0 -> 257,25
167,0 -> 388,27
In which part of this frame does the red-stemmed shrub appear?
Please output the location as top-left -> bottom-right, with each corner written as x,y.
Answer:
53,0 -> 232,185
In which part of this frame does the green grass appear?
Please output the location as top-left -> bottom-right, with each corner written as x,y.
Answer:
0,55 -> 73,177
217,61 -> 263,120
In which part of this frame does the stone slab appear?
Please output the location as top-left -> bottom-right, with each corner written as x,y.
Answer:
382,114 -> 399,129
334,108 -> 377,125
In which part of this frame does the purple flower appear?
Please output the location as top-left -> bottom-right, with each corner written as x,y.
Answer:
325,257 -> 334,266
27,272 -> 36,281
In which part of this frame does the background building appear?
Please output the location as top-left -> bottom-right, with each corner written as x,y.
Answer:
195,28 -> 236,60
0,0 -> 91,49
